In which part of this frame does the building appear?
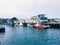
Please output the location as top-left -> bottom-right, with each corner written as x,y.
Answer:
6,17 -> 18,26
48,18 -> 60,22
6,19 -> 12,25
48,19 -> 55,22
31,16 -> 38,20
38,14 -> 45,18
0,18 -> 7,24
37,14 -> 48,23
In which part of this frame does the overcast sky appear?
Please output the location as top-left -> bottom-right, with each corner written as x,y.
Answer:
0,0 -> 60,19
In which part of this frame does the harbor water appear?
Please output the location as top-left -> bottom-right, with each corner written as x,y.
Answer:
0,25 -> 60,45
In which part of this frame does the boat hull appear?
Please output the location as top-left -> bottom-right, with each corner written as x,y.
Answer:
0,28 -> 5,32
34,25 -> 46,29
34,25 -> 50,29
0,25 -> 5,32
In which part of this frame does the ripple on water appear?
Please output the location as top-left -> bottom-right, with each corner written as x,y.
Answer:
0,26 -> 60,45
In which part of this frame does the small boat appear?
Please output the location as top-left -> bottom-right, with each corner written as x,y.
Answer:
27,24 -> 33,27
34,23 -> 50,29
0,25 -> 5,32
20,23 -> 23,26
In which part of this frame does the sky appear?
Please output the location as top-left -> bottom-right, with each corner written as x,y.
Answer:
0,0 -> 60,19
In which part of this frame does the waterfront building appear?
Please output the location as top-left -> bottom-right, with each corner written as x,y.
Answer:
11,17 -> 18,22
53,18 -> 60,22
37,14 -> 48,24
48,19 -> 55,22
48,18 -> 60,22
0,18 -> 7,24
6,19 -> 12,25
31,16 -> 38,20
38,14 -> 45,18
6,17 -> 18,26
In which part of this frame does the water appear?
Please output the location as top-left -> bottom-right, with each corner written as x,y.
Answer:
0,25 -> 60,45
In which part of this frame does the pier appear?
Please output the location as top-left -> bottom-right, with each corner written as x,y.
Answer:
7,18 -> 60,28
45,22 -> 60,28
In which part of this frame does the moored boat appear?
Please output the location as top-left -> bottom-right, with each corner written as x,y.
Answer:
0,25 -> 5,32
27,24 -> 34,27
34,23 -> 50,29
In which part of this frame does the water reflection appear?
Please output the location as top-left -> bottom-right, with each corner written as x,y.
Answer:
0,32 -> 5,45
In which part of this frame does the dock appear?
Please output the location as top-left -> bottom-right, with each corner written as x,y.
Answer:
10,19 -> 60,28
45,22 -> 60,28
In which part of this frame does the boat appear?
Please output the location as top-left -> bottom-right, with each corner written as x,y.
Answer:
20,23 -> 23,26
0,25 -> 5,32
34,22 -> 50,29
27,24 -> 34,27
